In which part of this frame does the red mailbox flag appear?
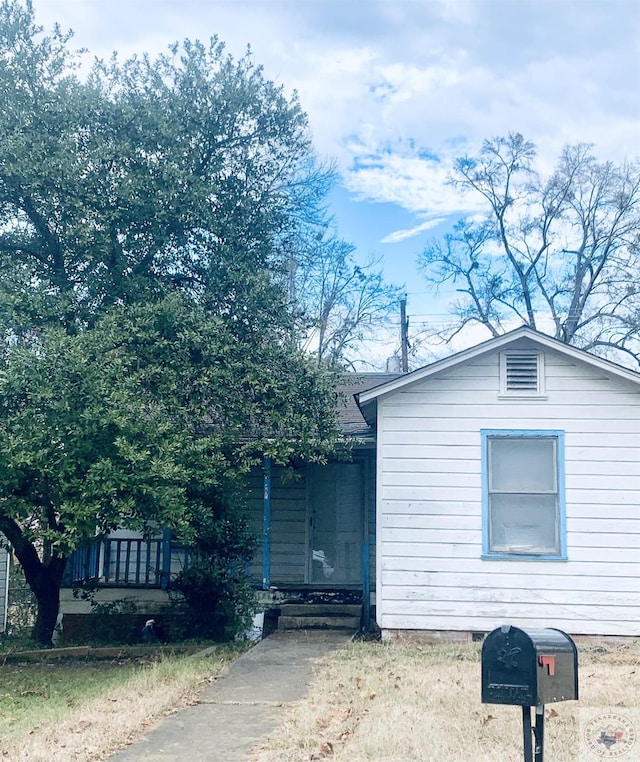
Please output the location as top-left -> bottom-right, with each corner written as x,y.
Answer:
539,655 -> 555,676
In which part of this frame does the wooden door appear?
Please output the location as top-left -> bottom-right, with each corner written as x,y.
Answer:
308,463 -> 363,584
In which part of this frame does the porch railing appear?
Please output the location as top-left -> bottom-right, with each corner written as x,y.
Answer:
64,533 -> 190,590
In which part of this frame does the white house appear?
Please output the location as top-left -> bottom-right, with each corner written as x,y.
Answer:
358,327 -> 640,638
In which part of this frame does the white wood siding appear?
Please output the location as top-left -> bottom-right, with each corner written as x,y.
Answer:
377,343 -> 640,636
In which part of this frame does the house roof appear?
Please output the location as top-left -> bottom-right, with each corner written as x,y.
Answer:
358,326 -> 640,407
336,373 -> 403,438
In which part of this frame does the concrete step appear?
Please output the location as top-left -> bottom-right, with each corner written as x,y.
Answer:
278,615 -> 361,631
278,604 -> 362,618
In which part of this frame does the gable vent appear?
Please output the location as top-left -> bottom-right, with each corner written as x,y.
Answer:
500,351 -> 544,395
506,353 -> 538,390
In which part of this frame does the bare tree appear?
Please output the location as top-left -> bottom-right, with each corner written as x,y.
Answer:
420,134 -> 640,366
290,228 -> 403,368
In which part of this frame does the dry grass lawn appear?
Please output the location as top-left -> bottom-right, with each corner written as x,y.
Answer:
251,637 -> 640,762
0,647 -> 242,761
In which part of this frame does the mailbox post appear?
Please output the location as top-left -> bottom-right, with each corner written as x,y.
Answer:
481,625 -> 578,762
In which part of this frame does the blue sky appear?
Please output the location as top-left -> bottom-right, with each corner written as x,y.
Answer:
35,0 -> 640,360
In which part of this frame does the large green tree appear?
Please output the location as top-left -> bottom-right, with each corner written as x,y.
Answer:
0,1 -> 343,644
0,1 -> 318,328
0,297 -> 340,644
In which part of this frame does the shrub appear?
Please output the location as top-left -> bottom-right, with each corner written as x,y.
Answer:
170,512 -> 258,641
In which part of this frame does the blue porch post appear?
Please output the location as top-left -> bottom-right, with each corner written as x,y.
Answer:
262,456 -> 272,590
362,541 -> 370,629
160,529 -> 172,590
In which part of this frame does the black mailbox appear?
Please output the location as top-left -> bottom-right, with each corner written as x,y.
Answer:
482,625 -> 578,707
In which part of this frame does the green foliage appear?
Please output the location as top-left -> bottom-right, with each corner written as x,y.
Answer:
0,295 -> 341,548
0,1 -> 346,644
0,1 -> 316,332
81,596 -> 143,646
170,496 -> 259,641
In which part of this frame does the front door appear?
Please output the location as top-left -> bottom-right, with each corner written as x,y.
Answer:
308,462 -> 363,584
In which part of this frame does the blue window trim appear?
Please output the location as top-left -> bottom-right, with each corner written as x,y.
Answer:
481,429 -> 567,561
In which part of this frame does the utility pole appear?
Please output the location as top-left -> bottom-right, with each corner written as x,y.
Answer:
400,295 -> 409,373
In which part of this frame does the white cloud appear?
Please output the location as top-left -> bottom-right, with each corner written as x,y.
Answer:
380,218 -> 447,244
31,0 -> 640,340
344,146 -> 485,217
36,2 -> 640,184
268,2 -> 640,221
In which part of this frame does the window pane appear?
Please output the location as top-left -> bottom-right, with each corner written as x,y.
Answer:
490,494 -> 558,553
490,438 -> 556,492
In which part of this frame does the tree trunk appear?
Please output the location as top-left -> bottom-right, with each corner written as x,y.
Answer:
19,550 -> 66,646
32,587 -> 60,645
0,515 -> 68,646
30,561 -> 66,646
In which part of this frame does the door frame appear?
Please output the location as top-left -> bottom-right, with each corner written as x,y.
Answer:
305,459 -> 365,585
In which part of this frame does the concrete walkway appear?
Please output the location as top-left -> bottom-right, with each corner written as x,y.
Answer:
109,630 -> 351,762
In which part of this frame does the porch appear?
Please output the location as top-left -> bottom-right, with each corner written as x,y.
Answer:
63,531 -> 191,590
60,453 -> 376,632
247,454 -> 375,610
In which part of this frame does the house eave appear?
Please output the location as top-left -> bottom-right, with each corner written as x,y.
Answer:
358,326 -> 640,404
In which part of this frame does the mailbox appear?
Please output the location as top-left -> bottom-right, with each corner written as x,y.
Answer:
482,625 -> 578,707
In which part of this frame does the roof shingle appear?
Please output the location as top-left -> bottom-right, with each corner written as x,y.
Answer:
336,373 -> 403,437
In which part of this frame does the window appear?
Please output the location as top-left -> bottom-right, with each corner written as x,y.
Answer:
500,351 -> 545,396
482,430 -> 566,559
